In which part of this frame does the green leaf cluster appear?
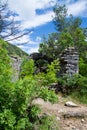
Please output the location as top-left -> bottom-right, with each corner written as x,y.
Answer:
20,58 -> 35,78
58,74 -> 87,103
0,40 -> 59,129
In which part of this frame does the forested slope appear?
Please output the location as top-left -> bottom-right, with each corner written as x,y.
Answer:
6,42 -> 28,57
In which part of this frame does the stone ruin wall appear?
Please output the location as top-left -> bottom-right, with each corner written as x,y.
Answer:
60,47 -> 79,76
10,47 -> 79,81
11,56 -> 22,81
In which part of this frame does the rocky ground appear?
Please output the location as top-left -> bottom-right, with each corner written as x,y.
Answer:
32,95 -> 87,130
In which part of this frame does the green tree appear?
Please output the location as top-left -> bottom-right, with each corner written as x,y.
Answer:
0,40 -> 58,129
53,4 -> 67,32
53,4 -> 82,33
39,33 -> 59,60
39,4 -> 87,61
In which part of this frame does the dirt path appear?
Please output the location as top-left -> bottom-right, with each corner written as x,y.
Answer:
32,96 -> 87,130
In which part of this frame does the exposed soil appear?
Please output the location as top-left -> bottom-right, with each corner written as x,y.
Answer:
32,96 -> 87,130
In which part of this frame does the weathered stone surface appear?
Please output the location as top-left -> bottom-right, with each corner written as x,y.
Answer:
11,56 -> 22,81
65,101 -> 78,107
60,47 -> 79,76
63,111 -> 86,118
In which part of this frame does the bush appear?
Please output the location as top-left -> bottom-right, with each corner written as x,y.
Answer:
39,87 -> 58,103
20,58 -> 35,78
34,114 -> 59,130
58,74 -> 87,103
72,75 -> 87,103
0,109 -> 16,129
0,40 -> 59,129
79,58 -> 87,77
46,59 -> 60,85
35,59 -> 60,86
58,75 -> 77,94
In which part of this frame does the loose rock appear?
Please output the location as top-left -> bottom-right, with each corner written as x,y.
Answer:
81,118 -> 85,122
65,101 -> 78,107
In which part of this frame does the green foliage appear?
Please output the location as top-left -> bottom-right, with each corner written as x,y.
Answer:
53,4 -> 67,32
53,4 -> 82,33
0,40 -> 11,78
39,33 -> 59,59
74,75 -> 87,95
39,5 -> 87,61
58,32 -> 73,50
34,115 -> 59,130
28,105 -> 41,123
0,40 -> 58,129
12,76 -> 44,129
0,109 -> 16,129
35,59 -> 60,86
34,60 -> 59,103
79,58 -> 87,77
58,74 -> 87,103
46,59 -> 60,85
39,87 -> 58,103
0,40 -> 13,110
1,4 -> 87,129
15,118 -> 32,130
71,75 -> 87,103
6,42 -> 28,57
58,75 -> 77,94
20,58 -> 35,78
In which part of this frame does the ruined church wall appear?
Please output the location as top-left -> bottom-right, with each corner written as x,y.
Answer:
59,47 -> 79,76
11,56 -> 22,81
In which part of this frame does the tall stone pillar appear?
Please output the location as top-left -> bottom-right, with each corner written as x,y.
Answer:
60,47 -> 79,76
11,56 -> 22,81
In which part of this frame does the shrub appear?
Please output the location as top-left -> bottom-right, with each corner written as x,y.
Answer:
58,74 -> 87,103
58,75 -> 77,94
39,87 -> 58,103
79,58 -> 87,77
46,59 -> 60,85
20,58 -> 35,78
35,59 -> 60,86
34,114 -> 59,130
0,109 -> 16,129
0,40 -> 59,129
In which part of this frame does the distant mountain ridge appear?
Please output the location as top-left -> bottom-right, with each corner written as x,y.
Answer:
6,42 -> 29,57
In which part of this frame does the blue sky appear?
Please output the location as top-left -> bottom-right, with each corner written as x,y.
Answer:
8,0 -> 87,54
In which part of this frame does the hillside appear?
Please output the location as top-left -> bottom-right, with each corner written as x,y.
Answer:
6,42 -> 29,57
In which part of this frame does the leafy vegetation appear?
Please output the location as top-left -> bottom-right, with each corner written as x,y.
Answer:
39,4 -> 87,104
20,58 -> 35,78
0,39 -> 58,129
39,5 -> 87,60
0,2 -> 87,130
36,59 -> 59,84
6,42 -> 28,57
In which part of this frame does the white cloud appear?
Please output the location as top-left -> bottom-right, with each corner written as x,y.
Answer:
8,0 -> 56,21
16,36 -> 42,54
8,0 -> 87,54
53,0 -> 87,17
36,36 -> 42,42
18,44 -> 39,54
67,0 -> 87,17
27,47 -> 39,54
22,11 -> 54,29
8,0 -> 87,29
8,0 -> 56,52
